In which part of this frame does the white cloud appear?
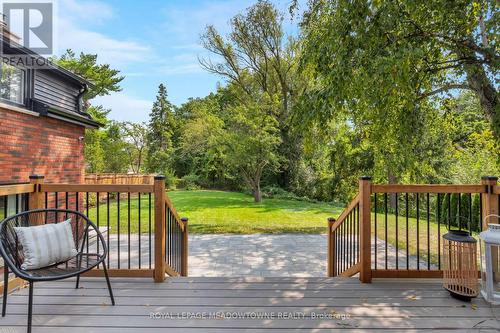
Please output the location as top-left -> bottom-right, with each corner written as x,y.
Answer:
93,93 -> 152,123
160,63 -> 204,76
54,0 -> 152,67
59,0 -> 114,24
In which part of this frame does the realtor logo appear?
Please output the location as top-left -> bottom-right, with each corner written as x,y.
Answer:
2,2 -> 53,54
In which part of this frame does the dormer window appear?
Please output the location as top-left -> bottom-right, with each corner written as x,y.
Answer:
0,63 -> 25,105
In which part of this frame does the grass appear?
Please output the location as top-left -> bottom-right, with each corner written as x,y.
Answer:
372,212 -> 452,267
87,190 -> 344,234
86,189 -> 476,266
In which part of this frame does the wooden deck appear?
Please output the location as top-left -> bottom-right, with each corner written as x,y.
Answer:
0,277 -> 499,332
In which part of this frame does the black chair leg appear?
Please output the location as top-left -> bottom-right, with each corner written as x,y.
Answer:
27,281 -> 33,333
102,261 -> 115,305
2,265 -> 8,317
75,274 -> 80,289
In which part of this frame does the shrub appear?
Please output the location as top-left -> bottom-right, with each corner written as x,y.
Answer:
177,174 -> 201,190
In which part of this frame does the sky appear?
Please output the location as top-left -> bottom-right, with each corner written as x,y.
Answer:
46,0 -> 304,123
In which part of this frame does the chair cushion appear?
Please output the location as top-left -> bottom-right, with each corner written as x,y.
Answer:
14,219 -> 78,270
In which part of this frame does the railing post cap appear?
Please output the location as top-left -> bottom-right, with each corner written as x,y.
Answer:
181,217 -> 189,222
29,174 -> 44,179
327,217 -> 336,222
481,176 -> 498,181
154,175 -> 166,180
359,176 -> 371,181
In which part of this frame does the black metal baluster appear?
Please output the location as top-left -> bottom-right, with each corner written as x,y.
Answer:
148,193 -> 152,269
356,204 -> 362,262
15,194 -> 19,214
75,193 -> 79,256
384,193 -> 388,270
405,193 -> 409,270
97,192 -> 100,265
117,192 -> 120,269
352,211 -> 355,266
458,193 -> 462,230
340,222 -> 345,272
427,193 -> 430,270
44,192 -> 48,210
138,192 -> 141,269
479,194 -> 483,232
128,192 -> 131,269
107,192 -> 110,268
96,192 -> 100,267
374,193 -> 377,270
55,192 -> 59,220
85,192 -> 89,255
447,193 -> 451,230
347,212 -> 351,267
395,193 -> 399,270
416,193 -> 420,270
65,192 -> 69,219
468,193 -> 472,235
437,193 -> 441,270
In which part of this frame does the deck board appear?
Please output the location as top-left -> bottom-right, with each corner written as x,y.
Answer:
1,277 -> 499,332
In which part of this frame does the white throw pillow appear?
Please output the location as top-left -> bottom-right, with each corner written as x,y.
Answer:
14,219 -> 78,270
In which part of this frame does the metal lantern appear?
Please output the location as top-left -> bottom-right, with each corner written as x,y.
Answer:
479,222 -> 500,304
442,230 -> 478,301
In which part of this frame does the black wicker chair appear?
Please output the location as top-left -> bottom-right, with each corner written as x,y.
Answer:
0,209 -> 115,333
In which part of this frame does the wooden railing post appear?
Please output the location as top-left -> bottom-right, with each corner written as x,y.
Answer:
327,217 -> 335,277
28,175 -> 44,225
359,176 -> 372,283
154,175 -> 166,282
481,176 -> 499,230
181,217 -> 189,277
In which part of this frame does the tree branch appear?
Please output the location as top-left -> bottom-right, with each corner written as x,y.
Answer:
418,84 -> 472,100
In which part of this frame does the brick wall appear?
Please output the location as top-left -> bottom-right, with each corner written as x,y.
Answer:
0,107 -> 85,185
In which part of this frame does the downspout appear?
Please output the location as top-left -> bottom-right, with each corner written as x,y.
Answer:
76,83 -> 87,114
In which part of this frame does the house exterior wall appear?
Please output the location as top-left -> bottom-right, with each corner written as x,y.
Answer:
0,107 -> 85,185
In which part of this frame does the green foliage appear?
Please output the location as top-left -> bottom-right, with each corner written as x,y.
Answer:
146,84 -> 176,176
53,49 -> 124,105
121,122 -> 148,173
299,0 -> 498,138
439,193 -> 481,231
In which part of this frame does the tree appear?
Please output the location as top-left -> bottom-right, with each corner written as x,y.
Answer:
146,84 -> 176,178
53,50 -> 125,173
222,94 -> 282,202
102,121 -> 130,173
121,122 -> 148,173
201,0 -> 304,189
176,95 -> 229,187
298,0 -> 499,139
53,49 -> 124,109
83,106 -> 109,172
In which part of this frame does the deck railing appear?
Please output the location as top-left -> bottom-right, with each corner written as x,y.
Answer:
84,173 -> 155,185
327,194 -> 360,277
328,176 -> 499,282
0,175 -> 187,284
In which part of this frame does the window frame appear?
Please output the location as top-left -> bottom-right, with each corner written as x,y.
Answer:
0,62 -> 28,107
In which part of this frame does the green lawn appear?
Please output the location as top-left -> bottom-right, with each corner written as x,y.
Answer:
86,189 -> 471,266
87,190 -> 343,234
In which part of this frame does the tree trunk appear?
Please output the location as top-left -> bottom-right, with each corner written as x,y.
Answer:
388,173 -> 398,211
463,58 -> 500,140
253,182 -> 262,203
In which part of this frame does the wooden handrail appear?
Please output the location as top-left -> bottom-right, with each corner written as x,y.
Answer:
371,184 -> 486,193
165,196 -> 185,231
330,194 -> 360,232
40,183 -> 154,193
0,184 -> 34,196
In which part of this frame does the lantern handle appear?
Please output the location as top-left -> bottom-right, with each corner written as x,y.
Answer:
483,214 -> 500,227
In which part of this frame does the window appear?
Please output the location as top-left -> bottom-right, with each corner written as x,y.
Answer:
0,63 -> 25,105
